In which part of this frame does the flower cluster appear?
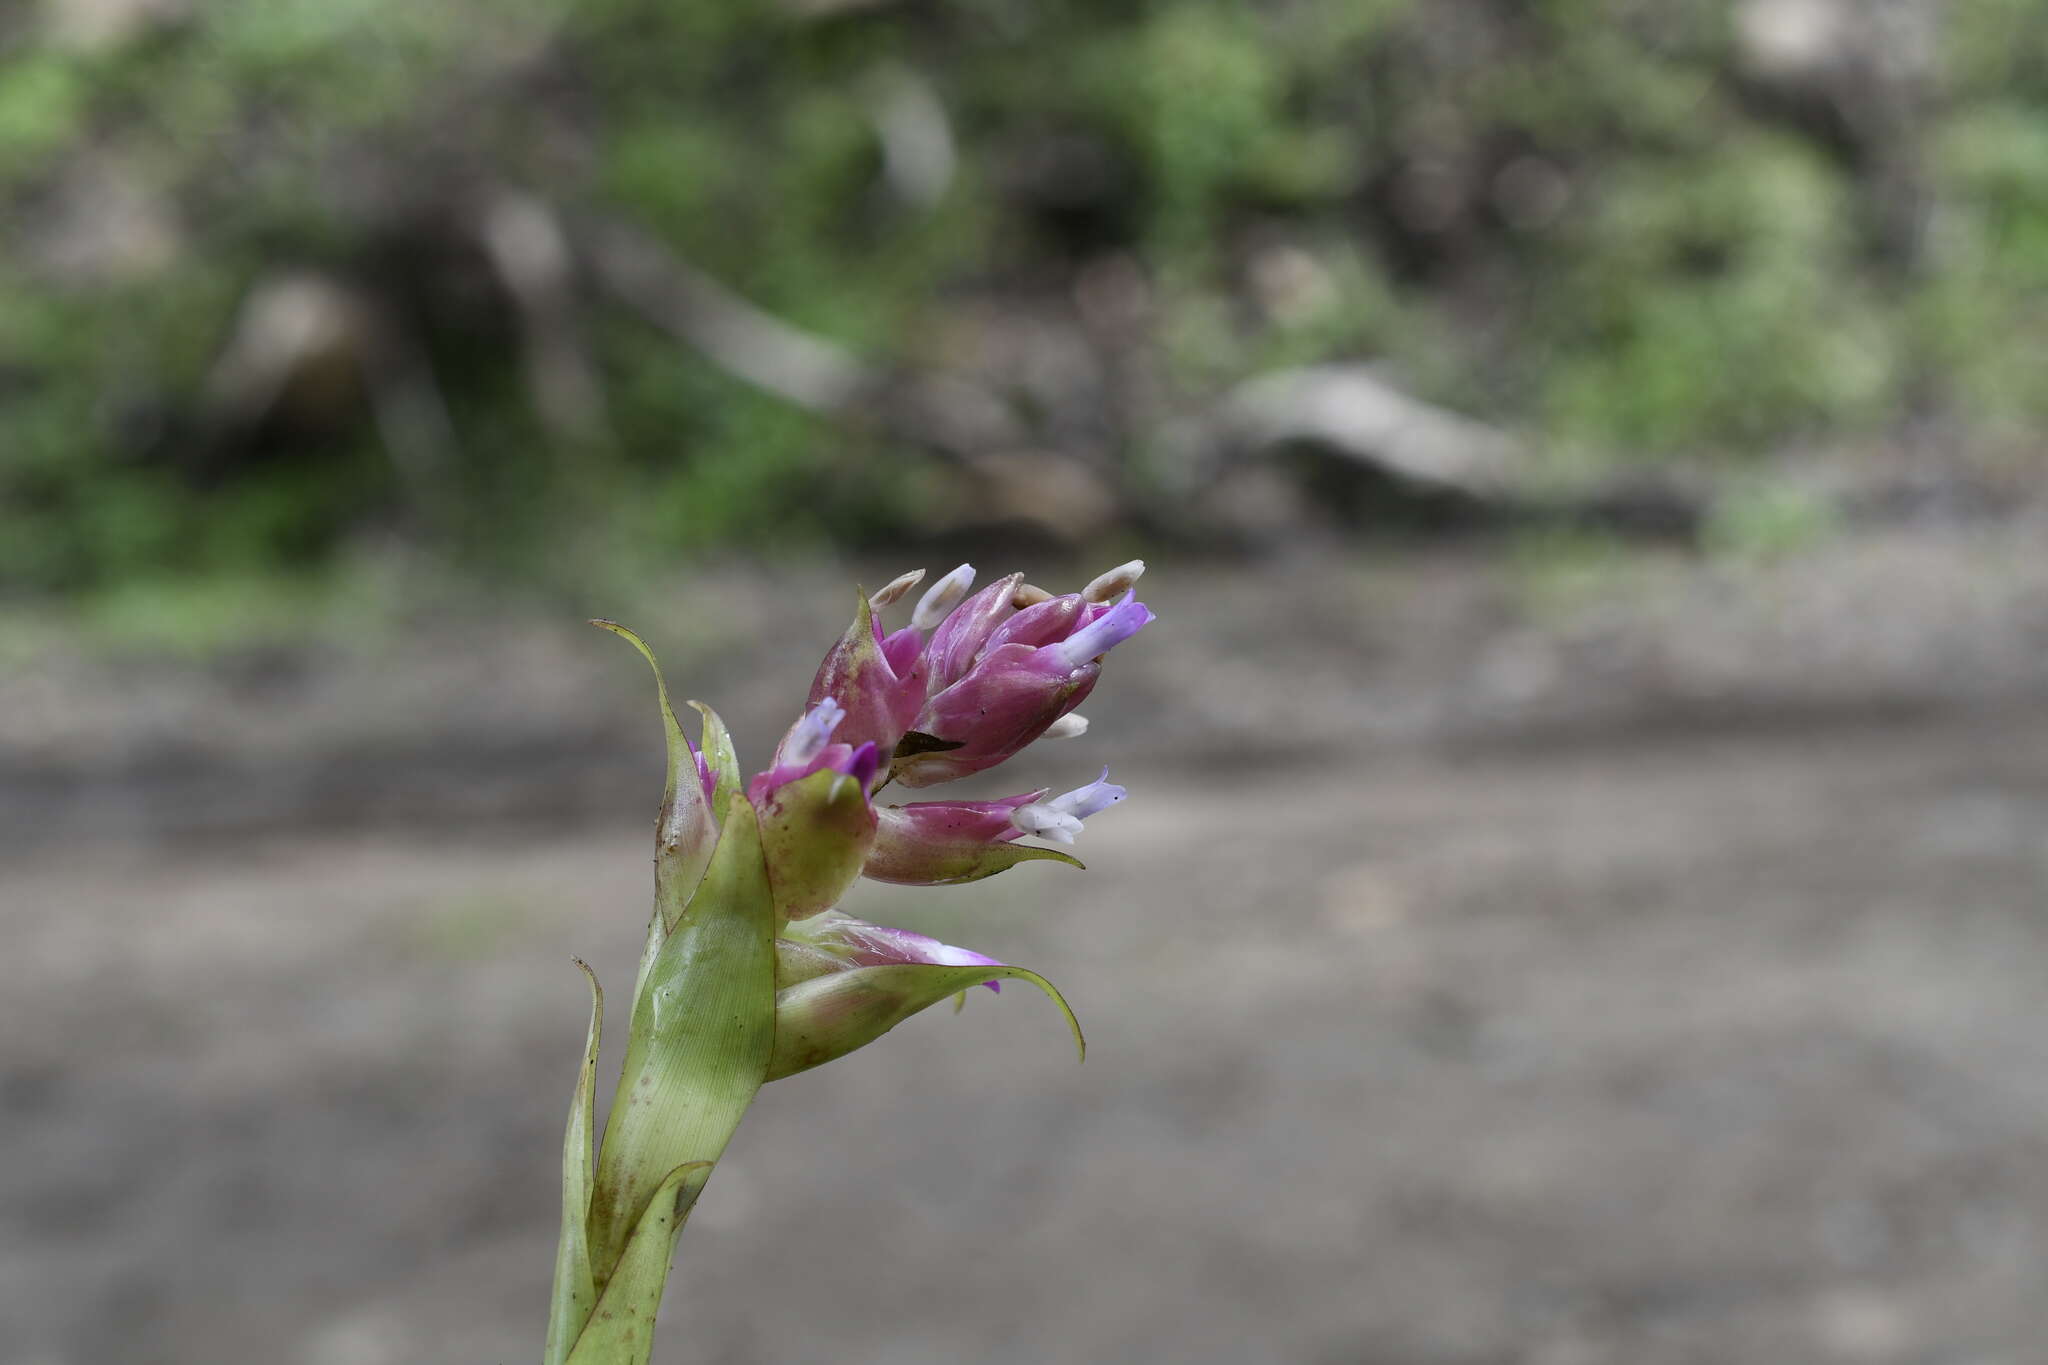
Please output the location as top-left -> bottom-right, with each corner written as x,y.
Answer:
751,561 -> 1153,1065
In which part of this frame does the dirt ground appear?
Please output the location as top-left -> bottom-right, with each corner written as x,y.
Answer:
5,526 -> 2047,1364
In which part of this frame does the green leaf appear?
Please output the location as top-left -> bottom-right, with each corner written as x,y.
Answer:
687,699 -> 742,821
587,797 -> 778,1282
766,962 -> 1085,1082
544,960 -> 605,1365
563,1160 -> 713,1365
592,620 -> 718,933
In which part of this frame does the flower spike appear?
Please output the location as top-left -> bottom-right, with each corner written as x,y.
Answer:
550,563 -> 1147,1364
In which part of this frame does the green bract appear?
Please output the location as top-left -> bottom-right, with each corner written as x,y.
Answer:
755,765 -> 877,925
767,962 -> 1084,1083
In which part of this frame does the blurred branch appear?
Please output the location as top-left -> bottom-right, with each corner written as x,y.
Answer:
580,214 -> 1542,538
576,214 -> 1029,461
1205,363 -> 1521,498
578,215 -> 876,413
572,212 -> 1725,552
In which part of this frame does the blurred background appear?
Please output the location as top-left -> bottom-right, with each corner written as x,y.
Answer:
5,0 -> 2048,1360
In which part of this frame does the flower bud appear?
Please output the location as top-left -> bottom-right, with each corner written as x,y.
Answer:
803,592 -> 928,763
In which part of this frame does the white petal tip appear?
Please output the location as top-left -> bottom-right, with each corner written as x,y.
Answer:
1010,803 -> 1085,844
1042,713 -> 1090,740
913,563 -> 976,630
870,568 -> 926,611
1082,559 -> 1146,603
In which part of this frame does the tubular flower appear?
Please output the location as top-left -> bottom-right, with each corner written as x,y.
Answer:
895,588 -> 1155,787
864,791 -> 1072,885
1008,768 -> 1127,846
863,768 -> 1128,884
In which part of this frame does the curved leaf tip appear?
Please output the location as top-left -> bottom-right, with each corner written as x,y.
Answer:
590,619 -> 665,682
1004,964 -> 1087,1064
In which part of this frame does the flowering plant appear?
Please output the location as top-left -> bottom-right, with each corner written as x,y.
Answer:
543,562 -> 1153,1365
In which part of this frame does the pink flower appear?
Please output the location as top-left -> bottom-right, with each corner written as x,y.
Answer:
895,590 -> 1154,787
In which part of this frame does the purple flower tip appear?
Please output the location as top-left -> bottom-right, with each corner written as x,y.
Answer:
1056,591 -> 1154,668
1061,766 -> 1128,819
843,740 -> 880,791
785,698 -> 846,767
1009,767 -> 1128,846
